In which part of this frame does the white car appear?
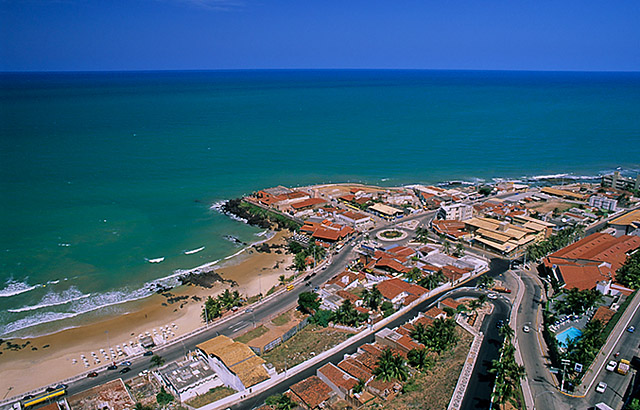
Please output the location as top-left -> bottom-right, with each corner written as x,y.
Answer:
596,382 -> 607,393
523,325 -> 530,333
487,293 -> 498,300
606,360 -> 617,372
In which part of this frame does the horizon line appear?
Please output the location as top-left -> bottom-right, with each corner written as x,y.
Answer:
2,67 -> 640,75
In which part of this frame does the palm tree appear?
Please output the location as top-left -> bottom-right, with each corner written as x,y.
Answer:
411,322 -> 430,345
454,242 -> 465,257
278,275 -> 286,286
373,348 -> 409,382
417,274 -> 439,290
478,275 -> 495,289
499,325 -> 515,342
405,267 -> 423,283
362,285 -> 383,310
443,240 -> 451,255
202,296 -> 221,322
407,348 -> 435,371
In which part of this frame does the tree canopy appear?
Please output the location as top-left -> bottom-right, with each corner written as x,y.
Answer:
297,291 -> 320,314
616,251 -> 640,289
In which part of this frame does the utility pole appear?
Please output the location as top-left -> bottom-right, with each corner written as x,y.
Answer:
204,304 -> 209,327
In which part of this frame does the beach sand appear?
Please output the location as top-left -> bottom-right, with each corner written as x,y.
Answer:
0,231 -> 293,397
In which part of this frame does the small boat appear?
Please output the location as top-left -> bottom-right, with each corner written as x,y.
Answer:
148,257 -> 165,263
184,246 -> 205,255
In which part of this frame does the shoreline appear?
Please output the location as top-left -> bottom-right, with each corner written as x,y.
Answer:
0,230 -> 294,395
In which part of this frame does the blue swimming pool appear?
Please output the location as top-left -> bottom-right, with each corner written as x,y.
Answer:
556,326 -> 583,346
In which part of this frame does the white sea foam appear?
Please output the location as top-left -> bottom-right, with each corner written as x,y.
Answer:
8,287 -> 90,313
210,200 -> 248,223
0,280 -> 40,298
0,311 -> 76,336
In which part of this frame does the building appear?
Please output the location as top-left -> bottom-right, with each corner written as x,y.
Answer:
155,357 -> 222,402
602,171 -> 640,191
368,203 -> 404,220
464,217 -> 542,257
335,210 -> 373,230
376,278 -> 427,308
67,379 -> 135,410
543,232 -> 640,293
288,376 -> 334,409
609,209 -> 640,236
436,203 -> 473,221
431,219 -> 468,240
196,335 -> 271,392
540,187 -> 588,201
317,363 -> 359,399
589,195 -> 618,212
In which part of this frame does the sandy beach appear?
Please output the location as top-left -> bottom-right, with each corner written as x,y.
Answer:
0,231 -> 294,397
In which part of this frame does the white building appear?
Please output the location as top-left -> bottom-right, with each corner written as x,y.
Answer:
436,203 -> 473,221
589,195 -> 618,212
335,210 -> 373,230
155,357 -> 223,402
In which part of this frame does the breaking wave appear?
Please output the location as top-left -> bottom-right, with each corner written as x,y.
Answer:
0,280 -> 40,298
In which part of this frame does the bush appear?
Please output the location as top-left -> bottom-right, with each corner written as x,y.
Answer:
156,387 -> 174,406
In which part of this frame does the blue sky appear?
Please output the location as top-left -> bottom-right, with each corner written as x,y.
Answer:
1,0 -> 639,72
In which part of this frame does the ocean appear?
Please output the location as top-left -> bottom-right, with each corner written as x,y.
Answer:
1,69 -> 639,337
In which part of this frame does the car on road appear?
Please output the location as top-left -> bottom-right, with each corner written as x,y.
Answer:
496,320 -> 504,329
107,365 -> 118,370
487,293 -> 498,300
22,395 -> 34,400
595,382 -> 607,393
56,384 -> 67,390
628,326 -> 635,333
522,325 -> 530,333
119,367 -> 131,374
87,371 -> 98,378
120,361 -> 131,366
606,360 -> 617,372
143,351 -> 153,356
45,386 -> 57,392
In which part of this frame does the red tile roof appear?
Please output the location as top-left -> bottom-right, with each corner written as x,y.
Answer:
440,298 -> 462,310
318,363 -> 358,392
291,198 -> 327,210
376,278 -> 427,302
375,258 -> 410,273
591,306 -> 616,325
338,358 -> 373,382
336,290 -> 360,303
424,306 -> 447,319
289,376 -> 333,409
387,246 -> 416,258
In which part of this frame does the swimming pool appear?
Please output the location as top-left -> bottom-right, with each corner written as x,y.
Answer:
556,326 -> 583,347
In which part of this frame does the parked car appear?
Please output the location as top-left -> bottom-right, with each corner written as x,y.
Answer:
45,386 -> 57,392
628,326 -> 635,333
606,360 -> 617,372
56,384 -> 67,390
523,325 -> 530,333
87,372 -> 98,378
120,361 -> 131,366
143,350 -> 154,356
487,293 -> 498,300
119,367 -> 131,374
22,395 -> 34,400
595,382 -> 607,393
107,364 -> 118,370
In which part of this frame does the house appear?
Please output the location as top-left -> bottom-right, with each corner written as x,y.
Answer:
288,376 -> 334,409
540,186 -> 588,201
369,203 -> 404,220
335,210 -> 373,230
424,306 -> 447,319
376,278 -> 427,308
589,195 -> 618,212
543,232 -> 640,293
196,335 -> 271,391
317,363 -> 359,399
439,297 -> 463,311
465,217 -> 541,257
432,219 -> 468,240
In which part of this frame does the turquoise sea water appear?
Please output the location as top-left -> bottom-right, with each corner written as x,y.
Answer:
1,70 -> 639,337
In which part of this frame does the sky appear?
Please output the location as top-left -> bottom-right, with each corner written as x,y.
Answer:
1,0 -> 639,72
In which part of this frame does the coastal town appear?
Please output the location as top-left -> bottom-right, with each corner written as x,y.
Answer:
2,171 -> 640,410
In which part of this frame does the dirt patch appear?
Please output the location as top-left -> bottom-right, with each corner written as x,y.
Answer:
261,325 -> 355,372
365,326 -> 474,410
185,386 -> 236,408
525,199 -> 573,214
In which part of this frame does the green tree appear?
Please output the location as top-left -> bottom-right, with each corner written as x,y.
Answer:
617,251 -> 640,289
218,289 -> 242,309
294,252 -> 308,272
418,274 -> 439,290
415,227 -> 429,243
479,186 -> 493,196
478,275 -> 495,289
156,387 -> 174,405
407,348 -> 435,371
297,291 -> 320,314
499,324 -> 515,342
202,296 -> 222,323
443,240 -> 451,255
405,267 -> 423,283
627,398 -> 640,410
555,288 -> 603,315
362,285 -> 383,310
278,274 -> 286,286
311,309 -> 333,327
265,393 -> 296,410
454,242 -> 465,257
134,403 -> 152,410
381,301 -> 394,317
150,354 -> 165,367
333,300 -> 368,327
373,348 -> 409,382
412,318 -> 459,354
353,378 -> 366,394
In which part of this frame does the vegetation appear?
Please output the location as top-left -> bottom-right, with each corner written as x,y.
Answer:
271,310 -> 291,326
405,267 -> 423,283
373,348 -> 409,382
185,386 -> 236,408
310,309 -> 333,327
381,300 -> 395,317
150,354 -> 165,367
478,185 -> 493,196
362,285 -> 383,310
297,291 -> 320,314
525,225 -> 584,262
411,318 -> 459,354
134,403 -> 153,410
224,198 -> 301,232
554,288 -> 603,315
616,251 -> 640,289
562,320 -> 605,377
478,275 -> 495,289
201,289 -> 242,323
156,387 -> 174,406
407,348 -> 435,371
353,378 -> 366,394
381,230 -> 403,239
489,326 -> 526,409
418,269 -> 446,290
265,393 -> 296,410
333,300 -> 369,327
293,243 -> 326,272
453,242 -> 465,257
415,226 -> 430,243
234,325 -> 269,344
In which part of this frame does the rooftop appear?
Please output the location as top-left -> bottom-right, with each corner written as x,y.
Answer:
158,358 -> 216,393
289,376 -> 333,409
67,379 -> 135,410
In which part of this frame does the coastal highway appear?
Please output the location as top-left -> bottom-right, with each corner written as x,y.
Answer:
59,232 -> 364,398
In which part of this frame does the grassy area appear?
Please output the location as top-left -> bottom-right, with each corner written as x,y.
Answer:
261,325 -> 355,372
365,327 -> 473,410
185,386 -> 236,408
234,325 -> 268,344
271,311 -> 291,326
